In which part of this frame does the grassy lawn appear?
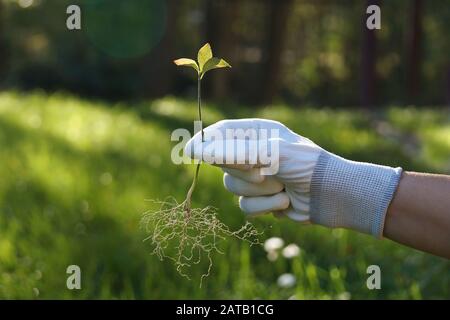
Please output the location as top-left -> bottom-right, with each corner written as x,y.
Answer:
0,91 -> 448,299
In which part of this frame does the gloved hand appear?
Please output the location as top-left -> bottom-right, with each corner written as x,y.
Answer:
184,118 -> 402,238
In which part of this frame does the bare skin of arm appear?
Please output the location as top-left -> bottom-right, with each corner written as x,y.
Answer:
384,171 -> 450,259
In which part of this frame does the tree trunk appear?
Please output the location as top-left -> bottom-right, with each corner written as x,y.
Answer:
261,0 -> 293,105
0,0 -> 7,87
205,0 -> 238,100
406,0 -> 422,103
360,0 -> 379,108
142,0 -> 177,98
446,65 -> 450,107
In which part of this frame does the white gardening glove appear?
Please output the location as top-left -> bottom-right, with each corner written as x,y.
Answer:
184,119 -> 402,238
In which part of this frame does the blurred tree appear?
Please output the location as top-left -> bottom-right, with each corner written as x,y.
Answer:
360,0 -> 379,107
406,0 -> 422,102
261,0 -> 294,104
142,0 -> 177,98
0,0 -> 7,86
2,0 -> 448,106
447,66 -> 450,106
205,0 -> 238,100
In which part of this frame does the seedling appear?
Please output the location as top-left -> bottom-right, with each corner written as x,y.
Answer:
142,44 -> 261,285
173,43 -> 231,215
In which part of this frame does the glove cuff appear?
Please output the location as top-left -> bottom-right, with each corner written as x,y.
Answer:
310,151 -> 402,238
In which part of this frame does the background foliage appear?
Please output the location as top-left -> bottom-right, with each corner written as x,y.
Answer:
0,92 -> 448,299
1,0 -> 449,105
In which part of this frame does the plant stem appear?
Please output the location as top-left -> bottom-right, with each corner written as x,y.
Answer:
198,75 -> 204,142
184,75 -> 204,215
184,162 -> 200,214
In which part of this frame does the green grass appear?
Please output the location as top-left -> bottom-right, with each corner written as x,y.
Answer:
0,91 -> 448,299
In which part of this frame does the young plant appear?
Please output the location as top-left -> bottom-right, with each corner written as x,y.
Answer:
173,43 -> 231,214
142,44 -> 261,285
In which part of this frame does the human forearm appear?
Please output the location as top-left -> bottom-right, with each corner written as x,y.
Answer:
384,171 -> 450,259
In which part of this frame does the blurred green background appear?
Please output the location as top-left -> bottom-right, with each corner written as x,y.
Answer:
0,0 -> 449,299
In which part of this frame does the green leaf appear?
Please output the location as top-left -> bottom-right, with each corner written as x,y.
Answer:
173,58 -> 199,72
200,57 -> 231,78
197,43 -> 213,72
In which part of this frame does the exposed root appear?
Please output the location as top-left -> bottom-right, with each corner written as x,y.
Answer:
141,197 -> 262,286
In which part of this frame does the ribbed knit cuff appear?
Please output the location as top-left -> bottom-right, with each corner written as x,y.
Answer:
310,151 -> 402,238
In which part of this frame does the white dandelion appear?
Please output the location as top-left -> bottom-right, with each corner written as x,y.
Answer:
264,237 -> 284,252
277,273 -> 296,288
282,243 -> 301,259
